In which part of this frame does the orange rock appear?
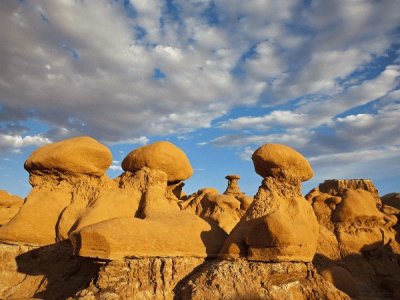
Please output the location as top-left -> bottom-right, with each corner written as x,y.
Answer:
122,141 -> 193,182
252,143 -> 313,182
24,136 -> 112,177
220,144 -> 318,262
71,169 -> 227,259
0,190 -> 24,226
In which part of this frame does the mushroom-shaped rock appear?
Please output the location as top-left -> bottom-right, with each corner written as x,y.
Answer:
252,144 -> 313,182
122,141 -> 193,182
24,136 -> 112,177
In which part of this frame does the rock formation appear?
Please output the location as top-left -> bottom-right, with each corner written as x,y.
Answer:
179,175 -> 253,233
220,143 -> 319,262
307,179 -> 400,298
0,136 -> 113,246
0,190 -> 23,226
0,137 -> 399,299
306,179 -> 397,257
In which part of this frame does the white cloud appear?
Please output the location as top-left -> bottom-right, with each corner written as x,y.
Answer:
0,134 -> 51,150
207,128 -> 310,149
0,0 -> 399,157
237,146 -> 254,161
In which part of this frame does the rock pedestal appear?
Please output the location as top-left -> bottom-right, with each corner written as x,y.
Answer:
220,144 -> 319,262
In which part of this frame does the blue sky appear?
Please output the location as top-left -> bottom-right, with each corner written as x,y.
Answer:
0,0 -> 399,198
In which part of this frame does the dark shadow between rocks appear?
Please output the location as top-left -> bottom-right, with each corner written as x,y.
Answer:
16,240 -> 101,300
200,220 -> 228,257
313,245 -> 400,299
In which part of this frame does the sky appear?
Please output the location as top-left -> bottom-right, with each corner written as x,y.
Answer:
0,0 -> 399,198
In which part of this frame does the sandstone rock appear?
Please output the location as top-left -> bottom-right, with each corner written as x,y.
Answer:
179,259 -> 350,300
0,136 -> 115,246
0,187 -> 72,245
220,178 -> 319,262
307,180 -> 394,256
73,257 -> 205,300
223,174 -> 242,196
24,136 -> 112,177
0,242 -> 99,300
71,169 -> 227,260
221,144 -> 318,262
252,143 -> 313,182
319,179 -> 381,207
122,141 -> 193,182
0,190 -> 23,226
180,176 -> 253,234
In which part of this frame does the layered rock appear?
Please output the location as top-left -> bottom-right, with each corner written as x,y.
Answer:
73,257 -> 205,299
0,190 -> 23,226
179,259 -> 350,300
220,144 -> 319,262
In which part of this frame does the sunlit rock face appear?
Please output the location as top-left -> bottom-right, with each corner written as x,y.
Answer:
0,136 -> 113,246
0,137 -> 399,299
180,174 -> 253,234
308,179 -> 400,299
306,179 -> 397,257
220,144 -> 319,262
0,191 -> 23,226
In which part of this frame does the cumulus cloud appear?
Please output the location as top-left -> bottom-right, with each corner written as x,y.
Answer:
0,134 -> 51,150
0,0 -> 399,158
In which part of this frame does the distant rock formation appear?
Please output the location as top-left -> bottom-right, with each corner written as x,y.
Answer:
0,191 -> 23,226
220,144 -> 319,262
179,175 -> 253,233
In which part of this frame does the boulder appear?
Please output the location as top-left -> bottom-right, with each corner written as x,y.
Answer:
0,191 -> 23,226
122,141 -> 193,182
252,143 -> 313,182
24,136 -> 112,177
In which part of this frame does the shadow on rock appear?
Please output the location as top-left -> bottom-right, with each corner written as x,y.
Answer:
313,246 -> 400,299
16,240 -> 101,300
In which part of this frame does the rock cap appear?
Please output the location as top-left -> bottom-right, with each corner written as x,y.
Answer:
252,144 -> 313,182
24,136 -> 112,177
122,141 -> 193,182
